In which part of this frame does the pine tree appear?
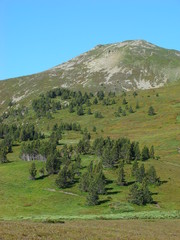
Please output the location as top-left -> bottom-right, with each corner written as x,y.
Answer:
117,162 -> 126,186
122,98 -> 128,105
87,108 -> 92,115
146,166 -> 158,184
77,105 -> 84,116
29,162 -> 37,180
141,179 -> 153,204
79,172 -> 89,192
128,183 -> 143,205
46,154 -> 60,175
86,181 -> 99,206
0,148 -> 8,163
141,146 -> 150,161
55,165 -> 68,188
134,142 -> 141,160
149,145 -> 155,159
131,159 -> 139,177
148,106 -> 155,116
136,164 -> 145,183
93,97 -> 98,104
129,106 -> 134,113
95,170 -> 106,194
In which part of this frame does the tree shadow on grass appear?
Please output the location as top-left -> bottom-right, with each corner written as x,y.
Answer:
105,187 -> 120,195
126,180 -> 136,186
98,199 -> 110,205
36,174 -> 49,180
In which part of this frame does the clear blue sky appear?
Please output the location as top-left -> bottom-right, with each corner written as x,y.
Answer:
0,0 -> 180,80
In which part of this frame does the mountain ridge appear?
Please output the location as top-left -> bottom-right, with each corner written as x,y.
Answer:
0,40 -> 180,113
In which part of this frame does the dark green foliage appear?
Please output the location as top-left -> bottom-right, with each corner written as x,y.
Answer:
77,106 -> 84,116
141,146 -> 150,161
0,147 -> 8,163
118,106 -> 122,113
121,142 -> 131,164
29,162 -> 37,180
94,111 -> 103,118
131,160 -> 139,177
55,165 -> 68,188
77,130 -> 91,154
122,98 -> 128,105
87,108 -> 92,115
20,140 -> 57,161
0,123 -> 44,142
122,110 -> 126,116
148,106 -> 155,116
97,91 -> 104,100
150,145 -> 155,159
128,181 -> 153,205
39,167 -> 45,177
93,97 -> 98,104
136,164 -> 146,183
86,181 -> 99,206
69,103 -> 74,113
146,166 -> 159,185
32,94 -> 61,117
129,106 -> 134,113
117,162 -> 126,186
46,153 -> 61,175
79,161 -> 106,196
92,126 -> 96,132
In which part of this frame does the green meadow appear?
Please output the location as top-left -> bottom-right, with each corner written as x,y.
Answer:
0,81 -> 180,221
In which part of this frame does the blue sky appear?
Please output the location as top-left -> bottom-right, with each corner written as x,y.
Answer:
0,0 -> 180,80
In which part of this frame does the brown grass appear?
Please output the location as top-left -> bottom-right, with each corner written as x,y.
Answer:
0,219 -> 180,240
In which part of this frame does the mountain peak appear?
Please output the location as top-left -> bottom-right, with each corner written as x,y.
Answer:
0,40 -> 180,111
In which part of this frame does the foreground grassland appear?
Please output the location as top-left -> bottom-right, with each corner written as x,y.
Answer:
0,219 -> 180,240
0,82 -> 180,221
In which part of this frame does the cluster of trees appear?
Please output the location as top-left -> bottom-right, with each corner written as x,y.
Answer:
114,104 -> 136,117
92,137 -> 154,168
20,139 -> 57,161
52,122 -> 81,132
0,123 -> 44,142
127,161 -> 160,205
32,95 -> 61,118
79,161 -> 106,205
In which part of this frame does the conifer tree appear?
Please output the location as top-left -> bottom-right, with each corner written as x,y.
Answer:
29,162 -> 37,180
131,159 -> 139,177
141,179 -> 153,204
148,106 -> 155,116
136,164 -> 145,183
149,145 -> 155,159
146,166 -> 158,185
117,162 -> 126,186
93,97 -> 98,104
55,165 -> 68,188
128,183 -> 143,205
141,146 -> 150,161
86,181 -> 99,206
87,108 -> 92,115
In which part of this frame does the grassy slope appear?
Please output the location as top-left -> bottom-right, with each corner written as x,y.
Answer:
0,81 -> 180,220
